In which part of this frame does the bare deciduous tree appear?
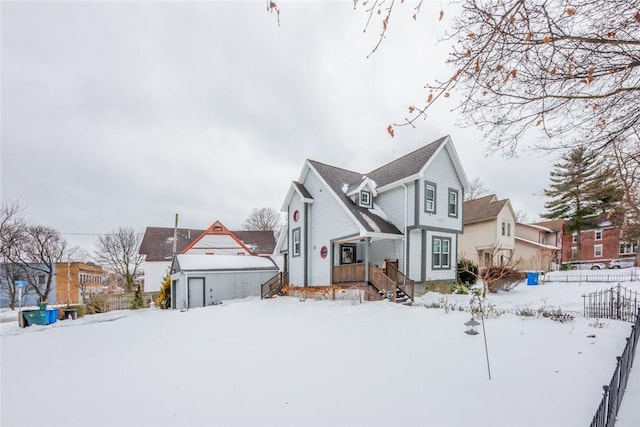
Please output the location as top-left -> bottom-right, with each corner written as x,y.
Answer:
610,140 -> 640,263
460,244 -> 524,298
0,201 -> 27,309
95,227 -> 144,293
377,0 -> 640,159
242,207 -> 282,232
20,226 -> 67,303
465,177 -> 491,201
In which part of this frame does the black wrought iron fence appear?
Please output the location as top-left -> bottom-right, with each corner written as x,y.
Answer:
588,308 -> 640,427
583,285 -> 639,323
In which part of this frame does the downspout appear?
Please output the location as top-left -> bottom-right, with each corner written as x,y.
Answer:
304,203 -> 309,287
401,182 -> 408,276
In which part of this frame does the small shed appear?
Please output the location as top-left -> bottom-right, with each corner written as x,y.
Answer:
171,254 -> 279,309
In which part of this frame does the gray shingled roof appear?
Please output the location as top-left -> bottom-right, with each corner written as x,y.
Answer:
305,139 -> 449,236
309,160 -> 402,235
463,194 -> 508,224
292,181 -> 313,200
139,227 -> 203,262
368,136 -> 447,187
139,227 -> 276,261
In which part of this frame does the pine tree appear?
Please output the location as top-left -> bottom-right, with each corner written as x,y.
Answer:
130,284 -> 144,310
542,147 -> 622,259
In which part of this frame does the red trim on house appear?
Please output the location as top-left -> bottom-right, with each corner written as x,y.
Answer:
180,220 -> 257,255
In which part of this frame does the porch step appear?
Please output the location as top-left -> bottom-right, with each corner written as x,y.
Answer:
376,287 -> 413,305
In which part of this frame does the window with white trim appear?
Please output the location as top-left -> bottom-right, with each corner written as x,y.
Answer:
595,229 -> 602,240
594,244 -> 603,257
425,182 -> 436,213
432,236 -> 451,269
360,191 -> 371,207
292,228 -> 301,257
572,234 -> 578,244
448,189 -> 458,217
619,242 -> 638,255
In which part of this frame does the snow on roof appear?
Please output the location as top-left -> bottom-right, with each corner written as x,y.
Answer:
175,254 -> 277,271
360,212 -> 381,233
515,236 -> 559,250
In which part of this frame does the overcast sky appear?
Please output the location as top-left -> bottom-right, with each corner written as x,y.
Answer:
1,1 -> 555,254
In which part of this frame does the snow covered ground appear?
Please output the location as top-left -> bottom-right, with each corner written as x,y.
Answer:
1,270 -> 639,427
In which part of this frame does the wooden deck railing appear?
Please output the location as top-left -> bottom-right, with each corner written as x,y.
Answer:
387,262 -> 415,301
332,262 -> 414,303
332,263 -> 366,283
261,272 -> 287,299
369,264 -> 396,300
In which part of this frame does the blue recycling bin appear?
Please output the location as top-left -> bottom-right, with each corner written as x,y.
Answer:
527,271 -> 539,286
45,308 -> 58,324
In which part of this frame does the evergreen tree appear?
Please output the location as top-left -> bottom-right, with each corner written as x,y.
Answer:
542,147 -> 622,259
157,275 -> 171,309
130,285 -> 144,310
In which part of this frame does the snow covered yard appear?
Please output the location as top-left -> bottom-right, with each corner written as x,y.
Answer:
1,275 -> 639,427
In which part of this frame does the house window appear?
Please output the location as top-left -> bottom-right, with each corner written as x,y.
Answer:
572,234 -> 578,244
448,189 -> 458,217
360,191 -> 371,207
425,182 -> 436,213
507,222 -> 511,237
571,247 -> 578,259
292,228 -> 301,257
595,229 -> 602,240
432,237 -> 451,269
619,242 -> 638,255
38,275 -> 46,285
594,244 -> 603,257
501,221 -> 506,236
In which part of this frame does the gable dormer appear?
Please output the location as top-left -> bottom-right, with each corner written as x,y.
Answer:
344,176 -> 378,208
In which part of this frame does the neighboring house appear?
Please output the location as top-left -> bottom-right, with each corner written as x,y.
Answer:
560,214 -> 637,268
139,221 -> 276,292
171,254 -> 278,309
55,262 -> 104,305
459,194 -> 517,268
278,135 -> 470,299
514,223 -> 560,272
0,263 -> 57,308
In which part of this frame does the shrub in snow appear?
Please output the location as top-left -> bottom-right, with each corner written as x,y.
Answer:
457,257 -> 478,285
483,267 -> 526,293
157,275 -> 171,309
542,309 -> 574,323
451,282 -> 471,295
130,286 -> 144,310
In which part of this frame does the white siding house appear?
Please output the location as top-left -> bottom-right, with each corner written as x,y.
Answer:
280,136 -> 470,301
139,222 -> 277,294
171,255 -> 278,309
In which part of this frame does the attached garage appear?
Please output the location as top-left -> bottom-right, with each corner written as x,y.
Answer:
171,254 -> 279,309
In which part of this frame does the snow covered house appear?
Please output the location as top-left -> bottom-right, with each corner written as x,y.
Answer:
277,136 -> 470,301
139,221 -> 276,293
514,222 -> 560,272
459,194 -> 517,268
171,254 -> 278,309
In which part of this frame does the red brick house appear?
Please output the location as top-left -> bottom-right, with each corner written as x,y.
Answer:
559,214 -> 638,268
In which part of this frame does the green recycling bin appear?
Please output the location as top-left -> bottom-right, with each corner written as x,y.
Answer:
23,310 -> 47,326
